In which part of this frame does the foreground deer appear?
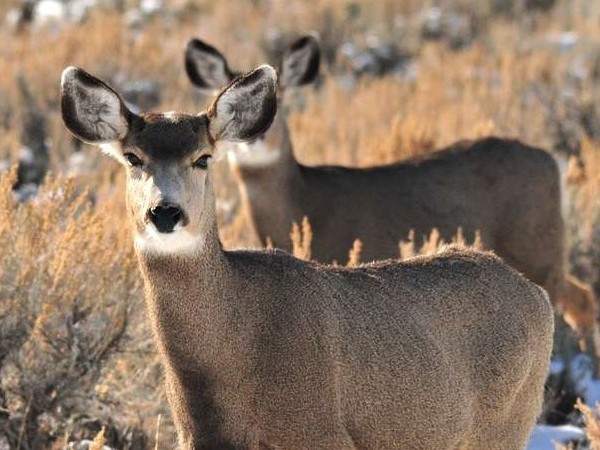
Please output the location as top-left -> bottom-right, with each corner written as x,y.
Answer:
61,64 -> 553,449
185,35 -> 599,353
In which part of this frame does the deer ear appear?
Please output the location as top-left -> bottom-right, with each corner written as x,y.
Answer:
61,67 -> 131,145
185,38 -> 236,91
207,65 -> 277,143
279,34 -> 320,88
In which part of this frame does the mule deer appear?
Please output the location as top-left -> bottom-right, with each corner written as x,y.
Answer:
61,64 -> 553,449
185,35 -> 599,355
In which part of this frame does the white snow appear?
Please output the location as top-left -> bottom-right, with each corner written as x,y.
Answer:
526,424 -> 586,449
18,146 -> 35,165
35,0 -> 66,23
569,353 -> 600,407
525,355 -> 600,449
558,32 -> 579,52
140,0 -> 163,15
549,357 -> 566,376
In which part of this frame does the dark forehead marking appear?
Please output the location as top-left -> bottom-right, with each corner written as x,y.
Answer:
127,113 -> 209,160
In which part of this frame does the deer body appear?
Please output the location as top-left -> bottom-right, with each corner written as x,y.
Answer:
233,127 -> 561,272
142,243 -> 552,449
186,36 -> 597,351
61,65 -> 553,449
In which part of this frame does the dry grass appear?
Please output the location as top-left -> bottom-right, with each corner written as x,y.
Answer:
290,216 -> 313,261
0,168 -> 157,448
346,239 -> 363,268
2,0 -> 600,447
566,137 -> 600,293
89,428 -> 106,450
399,228 -> 482,260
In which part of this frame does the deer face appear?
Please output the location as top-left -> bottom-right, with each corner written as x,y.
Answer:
184,34 -> 320,169
61,65 -> 277,254
112,113 -> 214,252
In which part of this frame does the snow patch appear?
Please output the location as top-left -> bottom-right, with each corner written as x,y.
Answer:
526,424 -> 585,450
549,357 -> 565,376
35,0 -> 66,22
569,353 -> 600,407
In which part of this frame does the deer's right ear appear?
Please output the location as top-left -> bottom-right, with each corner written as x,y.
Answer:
279,34 -> 321,88
185,38 -> 236,91
61,67 -> 131,146
207,65 -> 277,143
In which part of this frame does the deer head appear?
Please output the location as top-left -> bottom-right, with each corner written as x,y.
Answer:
61,65 -> 277,254
184,34 -> 320,169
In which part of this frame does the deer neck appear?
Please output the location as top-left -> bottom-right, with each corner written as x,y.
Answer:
228,111 -> 298,174
133,181 -> 256,445
135,181 -> 232,360
229,112 -> 305,248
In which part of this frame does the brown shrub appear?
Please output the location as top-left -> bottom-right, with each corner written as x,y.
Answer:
0,169 -> 149,448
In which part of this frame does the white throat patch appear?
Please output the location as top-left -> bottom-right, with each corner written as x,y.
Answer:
227,141 -> 281,169
134,225 -> 204,256
99,141 -> 126,163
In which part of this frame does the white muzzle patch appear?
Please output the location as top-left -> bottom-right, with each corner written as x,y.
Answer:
134,224 -> 204,255
227,141 -> 281,169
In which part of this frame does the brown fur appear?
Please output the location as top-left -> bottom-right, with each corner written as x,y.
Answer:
231,124 -> 600,336
185,36 -> 598,356
141,237 -> 553,449
62,65 -> 554,450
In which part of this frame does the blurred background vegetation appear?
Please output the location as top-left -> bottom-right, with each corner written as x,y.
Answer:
3,0 -> 600,448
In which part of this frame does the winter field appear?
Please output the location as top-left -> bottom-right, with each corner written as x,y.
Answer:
3,0 -> 600,448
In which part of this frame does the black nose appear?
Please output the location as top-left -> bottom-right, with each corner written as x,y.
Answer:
149,202 -> 183,233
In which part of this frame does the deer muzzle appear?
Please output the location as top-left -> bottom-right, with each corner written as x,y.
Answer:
148,201 -> 188,233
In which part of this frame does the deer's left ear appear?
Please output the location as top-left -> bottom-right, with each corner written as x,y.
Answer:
207,65 -> 277,143
61,66 -> 132,144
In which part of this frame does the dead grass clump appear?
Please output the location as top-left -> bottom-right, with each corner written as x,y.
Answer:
346,239 -> 363,268
288,39 -> 566,170
290,216 -> 313,261
399,227 -> 482,260
575,399 -> 600,449
566,137 -> 600,292
0,169 -> 145,449
89,427 -> 106,450
217,196 -> 263,250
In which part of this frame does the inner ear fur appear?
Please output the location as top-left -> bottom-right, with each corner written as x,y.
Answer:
61,67 -> 131,144
279,34 -> 321,88
185,38 -> 237,91
207,65 -> 277,143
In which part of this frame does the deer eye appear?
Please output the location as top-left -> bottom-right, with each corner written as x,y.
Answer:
124,152 -> 143,167
192,154 -> 212,170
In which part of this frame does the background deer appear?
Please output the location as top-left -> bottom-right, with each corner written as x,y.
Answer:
61,64 -> 553,449
185,35 -> 599,356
